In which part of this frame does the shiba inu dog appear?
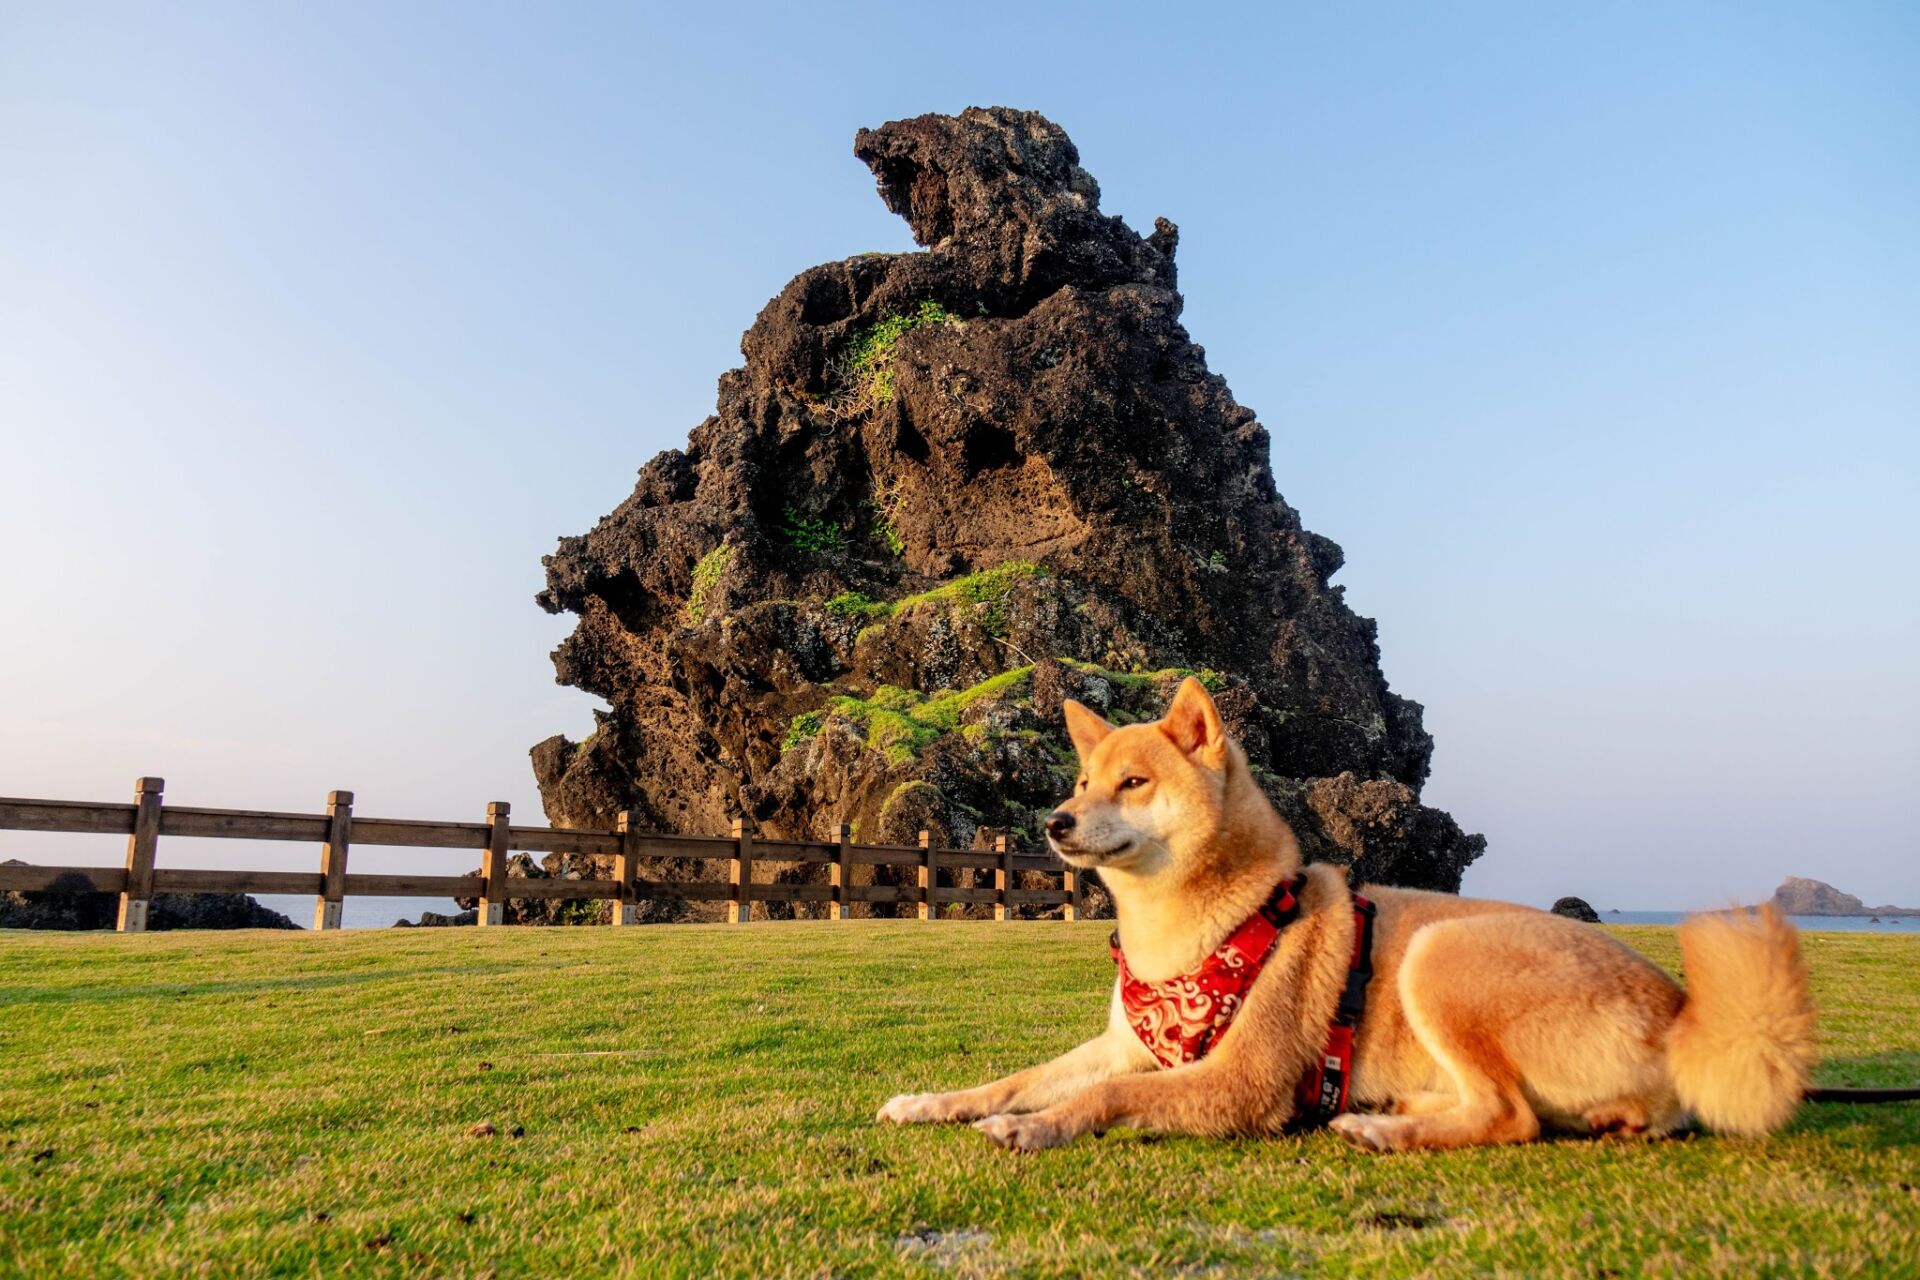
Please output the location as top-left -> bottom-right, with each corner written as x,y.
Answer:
878,677 -> 1817,1152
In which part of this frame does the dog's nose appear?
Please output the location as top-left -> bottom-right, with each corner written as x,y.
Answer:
1046,810 -> 1076,841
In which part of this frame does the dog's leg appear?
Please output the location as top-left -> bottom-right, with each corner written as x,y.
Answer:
1329,1065 -> 1537,1153
1330,922 -> 1540,1154
878,1030 -> 1148,1125
1392,1090 -> 1457,1117
973,1059 -> 1268,1151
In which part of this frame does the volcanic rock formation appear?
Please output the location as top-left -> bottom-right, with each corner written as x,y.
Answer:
0,862 -> 300,931
530,107 -> 1484,918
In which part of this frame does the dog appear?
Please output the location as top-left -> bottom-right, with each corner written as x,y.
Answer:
878,677 -> 1817,1152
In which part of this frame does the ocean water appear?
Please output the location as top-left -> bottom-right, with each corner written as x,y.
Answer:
254,895 -> 462,930
1606,910 -> 1920,934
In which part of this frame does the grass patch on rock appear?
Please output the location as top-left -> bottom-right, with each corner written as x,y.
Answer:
839,561 -> 1047,641
779,505 -> 845,555
865,483 -> 908,557
893,560 -> 1045,624
787,666 -> 1036,766
1062,657 -> 1226,694
823,592 -> 890,623
781,710 -> 827,751
685,544 -> 735,624
825,301 -> 962,414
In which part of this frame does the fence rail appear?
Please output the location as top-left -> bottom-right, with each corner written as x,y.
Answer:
0,778 -> 1083,931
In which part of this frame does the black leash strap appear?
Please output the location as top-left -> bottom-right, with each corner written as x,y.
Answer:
1337,895 -> 1376,1025
1804,1086 -> 1920,1104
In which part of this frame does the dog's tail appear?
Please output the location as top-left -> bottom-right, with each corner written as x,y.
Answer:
1665,903 -> 1818,1136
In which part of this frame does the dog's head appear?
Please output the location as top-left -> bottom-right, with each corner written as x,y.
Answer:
1045,676 -> 1236,877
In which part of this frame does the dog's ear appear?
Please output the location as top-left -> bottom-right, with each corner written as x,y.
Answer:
1062,699 -> 1113,760
1160,676 -> 1226,768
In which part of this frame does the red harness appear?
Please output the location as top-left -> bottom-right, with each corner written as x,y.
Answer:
1110,875 -> 1377,1126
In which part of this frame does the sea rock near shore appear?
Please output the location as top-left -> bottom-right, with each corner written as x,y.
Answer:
527,107 -> 1486,918
393,909 -> 479,928
452,852 -> 635,925
0,862 -> 300,930
1550,895 -> 1601,923
1771,875 -> 1920,917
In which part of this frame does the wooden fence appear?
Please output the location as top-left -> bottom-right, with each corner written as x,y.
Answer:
0,778 -> 1083,932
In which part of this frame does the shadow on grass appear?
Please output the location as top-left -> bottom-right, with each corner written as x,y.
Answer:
1794,1053 -> 1920,1148
1814,1049 -> 1920,1089
1790,1103 -> 1920,1148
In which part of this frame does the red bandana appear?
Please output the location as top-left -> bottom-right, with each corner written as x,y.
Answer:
1111,875 -> 1376,1124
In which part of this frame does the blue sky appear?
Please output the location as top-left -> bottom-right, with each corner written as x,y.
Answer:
1,2 -> 1915,909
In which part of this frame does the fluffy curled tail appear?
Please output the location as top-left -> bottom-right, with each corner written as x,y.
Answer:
1666,904 -> 1818,1136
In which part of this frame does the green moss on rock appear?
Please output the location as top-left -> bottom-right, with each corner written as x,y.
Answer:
685,544 -> 735,624
779,505 -> 845,555
781,710 -> 826,751
914,665 -> 1033,731
1061,658 -> 1224,694
836,560 -> 1047,643
781,665 -> 1036,767
826,301 -> 962,413
824,591 -> 890,622
894,561 -> 1046,622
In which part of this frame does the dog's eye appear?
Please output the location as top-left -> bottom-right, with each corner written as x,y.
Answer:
1076,777 -> 1088,792
1118,776 -> 1149,791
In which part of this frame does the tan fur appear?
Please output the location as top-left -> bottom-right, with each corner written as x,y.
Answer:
1666,904 -> 1818,1135
878,678 -> 1819,1153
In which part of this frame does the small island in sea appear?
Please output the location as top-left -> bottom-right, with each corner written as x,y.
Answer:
1771,875 -> 1919,918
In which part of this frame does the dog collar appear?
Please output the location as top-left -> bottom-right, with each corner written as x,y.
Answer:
1110,874 -> 1376,1126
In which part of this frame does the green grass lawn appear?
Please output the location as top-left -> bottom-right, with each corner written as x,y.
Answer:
0,922 -> 1915,1278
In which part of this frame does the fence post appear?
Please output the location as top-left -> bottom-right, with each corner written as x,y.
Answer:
829,823 -> 851,921
613,811 -> 640,926
314,790 -> 353,931
994,833 -> 1011,922
118,776 -> 163,932
916,830 -> 935,921
1063,863 -> 1084,922
727,817 -> 753,924
479,801 -> 510,926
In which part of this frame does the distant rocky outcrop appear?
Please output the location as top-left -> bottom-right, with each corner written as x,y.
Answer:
1772,876 -> 1919,917
394,909 -> 478,928
1551,895 -> 1600,923
0,861 -> 299,931
454,853 -> 626,925
527,107 -> 1485,917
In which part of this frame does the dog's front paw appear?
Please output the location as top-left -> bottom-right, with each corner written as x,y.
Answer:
973,1112 -> 1074,1152
877,1092 -> 972,1124
1329,1112 -> 1404,1153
